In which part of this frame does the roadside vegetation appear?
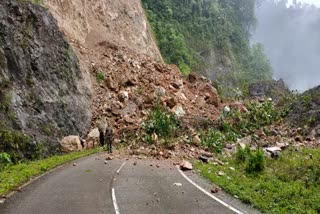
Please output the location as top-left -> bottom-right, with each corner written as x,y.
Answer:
200,99 -> 287,153
195,147 -> 320,213
0,148 -> 101,197
143,103 -> 180,145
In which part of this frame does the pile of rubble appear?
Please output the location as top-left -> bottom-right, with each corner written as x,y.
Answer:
73,41 -> 222,140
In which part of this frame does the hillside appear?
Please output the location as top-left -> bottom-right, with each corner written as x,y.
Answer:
142,0 -> 273,91
0,0 -> 222,161
0,0 -> 92,159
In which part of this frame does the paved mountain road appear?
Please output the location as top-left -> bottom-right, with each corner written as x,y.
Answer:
0,154 -> 259,214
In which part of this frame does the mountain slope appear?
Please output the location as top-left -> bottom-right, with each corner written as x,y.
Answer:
0,0 -> 91,159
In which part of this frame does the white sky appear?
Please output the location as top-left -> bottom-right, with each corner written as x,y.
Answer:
287,0 -> 320,7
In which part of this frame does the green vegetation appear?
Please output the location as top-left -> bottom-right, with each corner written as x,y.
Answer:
200,100 -> 285,153
144,104 -> 180,143
235,146 -> 265,173
195,148 -> 320,213
0,123 -> 44,163
200,129 -> 225,153
142,0 -> 272,87
0,148 -> 100,197
96,72 -> 105,83
17,0 -> 44,5
0,152 -> 12,171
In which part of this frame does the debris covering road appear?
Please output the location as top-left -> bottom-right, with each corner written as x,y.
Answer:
0,154 -> 259,214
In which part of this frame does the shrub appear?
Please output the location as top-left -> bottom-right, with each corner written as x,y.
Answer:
96,72 -> 105,83
245,148 -> 265,173
200,129 -> 225,153
145,104 -> 179,140
235,146 -> 265,173
0,123 -> 44,163
0,152 -> 12,171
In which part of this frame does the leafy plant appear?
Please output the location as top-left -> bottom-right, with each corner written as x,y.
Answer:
0,123 -> 44,163
200,129 -> 225,153
245,148 -> 265,173
145,104 -> 180,141
0,152 -> 12,171
96,72 -> 105,83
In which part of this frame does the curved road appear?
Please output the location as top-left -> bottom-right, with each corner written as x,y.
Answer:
0,154 -> 259,214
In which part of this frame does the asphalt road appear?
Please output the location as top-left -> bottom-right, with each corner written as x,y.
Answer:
0,154 -> 259,214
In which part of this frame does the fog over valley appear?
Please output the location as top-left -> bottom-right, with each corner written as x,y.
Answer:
253,0 -> 320,91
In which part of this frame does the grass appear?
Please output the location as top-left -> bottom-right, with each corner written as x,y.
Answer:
195,147 -> 320,213
0,148 -> 101,197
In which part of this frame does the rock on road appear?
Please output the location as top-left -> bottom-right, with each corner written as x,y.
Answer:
0,154 -> 259,214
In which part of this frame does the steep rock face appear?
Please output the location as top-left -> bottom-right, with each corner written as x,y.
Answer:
0,0 -> 91,154
248,79 -> 290,101
45,0 -> 162,61
288,85 -> 320,130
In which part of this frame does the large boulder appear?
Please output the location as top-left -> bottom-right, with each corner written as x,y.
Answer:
85,128 -> 100,149
248,79 -> 290,101
199,83 -> 220,107
288,85 -> 320,130
60,136 -> 83,153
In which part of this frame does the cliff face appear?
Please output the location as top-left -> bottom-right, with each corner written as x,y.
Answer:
45,0 -> 162,61
0,0 -> 92,155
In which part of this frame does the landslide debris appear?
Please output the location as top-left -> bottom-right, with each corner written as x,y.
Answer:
71,40 -> 222,141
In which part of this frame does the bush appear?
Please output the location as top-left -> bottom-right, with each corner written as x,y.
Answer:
0,152 -> 12,171
96,72 -> 105,83
0,123 -> 44,163
235,146 -> 265,173
200,129 -> 225,153
245,148 -> 265,173
145,104 -> 180,141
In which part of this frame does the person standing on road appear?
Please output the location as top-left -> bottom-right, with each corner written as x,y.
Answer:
98,117 -> 108,147
105,127 -> 113,154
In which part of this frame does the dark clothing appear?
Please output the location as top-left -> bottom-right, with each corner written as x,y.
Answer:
99,131 -> 105,147
105,127 -> 113,153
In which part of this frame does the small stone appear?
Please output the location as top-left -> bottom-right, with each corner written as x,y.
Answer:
295,135 -> 304,142
133,161 -> 137,166
192,135 -> 201,147
100,179 -> 103,182
180,160 -> 193,171
218,171 -> 225,176
199,156 -> 210,163
174,183 -> 182,187
104,160 -> 108,164
211,185 -> 220,193
73,163 -> 77,166
106,156 -> 114,160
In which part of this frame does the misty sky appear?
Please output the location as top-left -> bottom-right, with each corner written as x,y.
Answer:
287,0 -> 320,7
253,0 -> 320,91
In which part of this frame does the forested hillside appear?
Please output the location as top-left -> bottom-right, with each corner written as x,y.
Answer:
142,0 -> 272,91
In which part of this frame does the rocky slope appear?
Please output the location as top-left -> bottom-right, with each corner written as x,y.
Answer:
44,0 -> 222,141
0,0 -> 91,155
45,0 -> 162,61
289,85 -> 320,132
0,0 -> 225,159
